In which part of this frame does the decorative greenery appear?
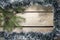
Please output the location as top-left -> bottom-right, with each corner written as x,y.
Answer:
0,1 -> 25,32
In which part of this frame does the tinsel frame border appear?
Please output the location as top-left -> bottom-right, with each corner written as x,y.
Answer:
0,0 -> 60,40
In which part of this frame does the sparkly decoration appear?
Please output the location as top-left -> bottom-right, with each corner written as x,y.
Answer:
0,0 -> 60,40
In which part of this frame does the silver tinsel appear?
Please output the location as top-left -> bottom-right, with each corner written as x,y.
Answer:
0,0 -> 60,40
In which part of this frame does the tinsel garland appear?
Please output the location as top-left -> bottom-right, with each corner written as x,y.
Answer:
0,0 -> 60,40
